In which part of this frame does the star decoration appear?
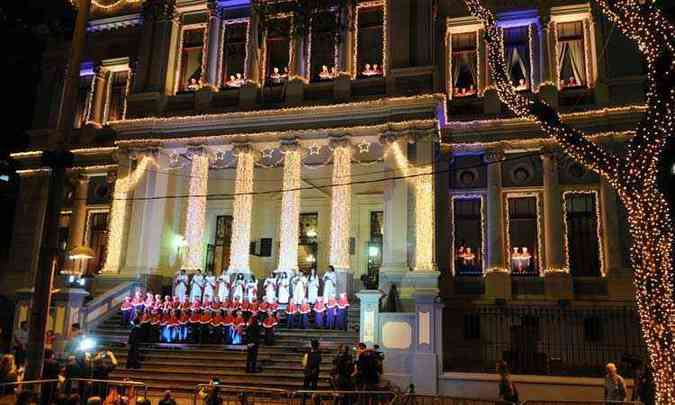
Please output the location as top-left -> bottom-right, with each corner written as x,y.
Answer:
357,139 -> 370,154
308,143 -> 322,155
262,148 -> 274,160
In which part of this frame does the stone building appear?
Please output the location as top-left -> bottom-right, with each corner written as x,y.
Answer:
3,0 -> 647,399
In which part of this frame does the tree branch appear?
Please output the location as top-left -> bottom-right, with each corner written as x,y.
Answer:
463,0 -> 619,180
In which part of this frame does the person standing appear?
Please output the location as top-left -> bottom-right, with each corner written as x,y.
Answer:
126,317 -> 143,369
496,360 -> 519,404
217,272 -> 230,302
313,297 -> 326,329
158,390 -> 177,405
322,266 -> 337,301
190,270 -> 206,302
12,321 -> 29,366
336,293 -> 350,331
293,273 -> 308,304
174,270 -> 189,302
245,317 -> 261,373
232,273 -> 246,303
604,362 -> 627,402
246,276 -> 258,303
307,269 -> 320,304
277,272 -> 291,304
633,364 -> 655,405
303,340 -> 322,390
332,345 -> 354,393
264,274 -> 277,303
203,270 -> 217,301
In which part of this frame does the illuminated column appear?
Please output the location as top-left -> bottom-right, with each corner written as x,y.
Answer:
228,145 -> 255,274
63,175 -> 90,275
379,135 -> 408,281
101,154 -> 157,273
89,66 -> 108,123
414,156 -> 435,272
542,153 -> 566,272
277,142 -> 301,273
484,150 -> 510,298
205,0 -> 222,88
538,13 -> 558,107
182,148 -> 209,271
329,138 -> 352,294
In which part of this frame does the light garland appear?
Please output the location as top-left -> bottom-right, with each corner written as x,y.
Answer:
329,143 -> 352,269
101,155 -> 157,273
414,166 -> 434,271
260,13 -> 294,83
173,24 -> 208,94
352,1 -> 387,78
464,1 -> 675,402
504,192 -> 544,276
218,18 -> 250,86
182,150 -> 209,271
228,148 -> 254,273
450,194 -> 486,276
277,148 -> 301,271
561,189 -> 605,277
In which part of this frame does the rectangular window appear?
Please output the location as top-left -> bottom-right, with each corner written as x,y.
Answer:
556,21 -> 587,89
104,70 -> 130,122
453,197 -> 483,276
504,26 -> 531,91
451,32 -> 478,97
308,11 -> 338,82
564,192 -> 602,277
222,21 -> 248,88
356,4 -> 384,78
85,211 -> 109,274
299,213 -> 319,272
178,27 -> 206,92
74,75 -> 94,128
213,215 -> 233,275
265,17 -> 291,85
507,196 -> 540,276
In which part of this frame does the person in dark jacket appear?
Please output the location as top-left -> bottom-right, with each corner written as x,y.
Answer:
496,361 -> 519,404
126,317 -> 143,369
331,345 -> 354,391
245,317 -> 261,373
303,339 -> 322,390
41,349 -> 61,405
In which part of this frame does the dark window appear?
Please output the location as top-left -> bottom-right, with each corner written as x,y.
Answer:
309,11 -> 338,82
557,21 -> 587,89
178,27 -> 205,92
451,32 -> 478,97
222,21 -> 248,88
86,212 -> 109,274
105,70 -> 129,122
508,196 -> 539,276
73,75 -> 93,128
504,26 -> 530,90
453,198 -> 483,276
357,6 -> 384,78
370,211 -> 383,242
463,313 -> 481,340
565,193 -> 601,277
266,18 -> 291,85
259,238 -> 273,257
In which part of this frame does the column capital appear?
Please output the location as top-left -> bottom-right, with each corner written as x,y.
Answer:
142,0 -> 177,23
186,145 -> 209,158
279,139 -> 300,152
329,134 -> 351,149
207,0 -> 221,17
379,131 -> 406,146
130,147 -> 162,161
232,143 -> 253,156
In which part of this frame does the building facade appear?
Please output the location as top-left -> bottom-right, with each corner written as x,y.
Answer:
4,0 -> 648,398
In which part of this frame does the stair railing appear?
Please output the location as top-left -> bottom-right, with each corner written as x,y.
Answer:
82,280 -> 139,331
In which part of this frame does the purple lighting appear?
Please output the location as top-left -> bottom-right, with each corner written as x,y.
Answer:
496,10 -> 540,28
80,61 -> 95,77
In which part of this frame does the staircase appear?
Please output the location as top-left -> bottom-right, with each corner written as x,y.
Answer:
89,305 -> 361,396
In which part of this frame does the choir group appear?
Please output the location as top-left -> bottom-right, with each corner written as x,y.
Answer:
120,266 -> 350,346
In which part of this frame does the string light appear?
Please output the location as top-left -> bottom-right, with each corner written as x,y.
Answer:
69,0 -> 141,11
228,148 -> 254,273
277,147 -> 301,271
504,192 -> 543,276
352,1 -> 387,78
101,155 -> 157,273
561,189 -> 604,276
414,166 -> 434,271
329,142 -> 351,269
450,194 -> 486,276
183,150 -> 209,271
464,1 -> 675,401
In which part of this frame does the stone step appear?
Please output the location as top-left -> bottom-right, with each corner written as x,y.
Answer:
112,355 -> 335,371
111,350 -> 337,365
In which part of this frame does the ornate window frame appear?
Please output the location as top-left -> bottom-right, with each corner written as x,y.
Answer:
445,16 -> 483,99
450,193 -> 486,276
352,0 -> 388,79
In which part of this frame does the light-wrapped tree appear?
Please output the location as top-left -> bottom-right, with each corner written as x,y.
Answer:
462,0 -> 675,403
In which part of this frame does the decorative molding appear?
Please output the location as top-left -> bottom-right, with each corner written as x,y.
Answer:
88,13 -> 143,32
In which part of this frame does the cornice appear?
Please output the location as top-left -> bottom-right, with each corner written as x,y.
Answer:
88,13 -> 143,32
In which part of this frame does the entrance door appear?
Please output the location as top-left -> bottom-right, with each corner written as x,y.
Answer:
214,215 -> 232,274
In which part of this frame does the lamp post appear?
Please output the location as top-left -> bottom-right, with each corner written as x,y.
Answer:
25,0 -> 92,381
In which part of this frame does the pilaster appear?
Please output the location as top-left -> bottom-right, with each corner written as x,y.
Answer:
484,150 -> 511,299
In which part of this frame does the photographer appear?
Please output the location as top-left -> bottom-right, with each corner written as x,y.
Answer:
198,378 -> 222,405
91,350 -> 118,398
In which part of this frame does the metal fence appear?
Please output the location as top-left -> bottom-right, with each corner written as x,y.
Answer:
192,385 -> 513,405
522,401 -> 643,405
0,378 -> 147,405
443,304 -> 646,377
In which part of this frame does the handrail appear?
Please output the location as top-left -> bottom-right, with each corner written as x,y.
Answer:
83,280 -> 138,330
0,379 -> 59,388
71,377 -> 148,399
521,401 -> 643,405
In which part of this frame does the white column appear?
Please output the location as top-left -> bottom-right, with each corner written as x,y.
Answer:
183,148 -> 209,271
329,139 -> 352,270
485,151 -> 506,272
277,143 -> 301,272
205,0 -> 222,88
380,136 -> 408,274
228,145 -> 255,274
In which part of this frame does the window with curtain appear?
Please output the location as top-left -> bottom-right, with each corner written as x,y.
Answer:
451,32 -> 478,97
357,5 -> 384,78
565,193 -> 601,277
557,21 -> 587,89
86,211 -> 109,274
507,196 -> 539,276
299,213 -> 319,273
73,75 -> 93,128
105,70 -> 129,122
222,21 -> 248,88
266,18 -> 291,85
504,26 -> 530,91
309,11 -> 338,82
453,198 -> 483,276
178,27 -> 205,92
